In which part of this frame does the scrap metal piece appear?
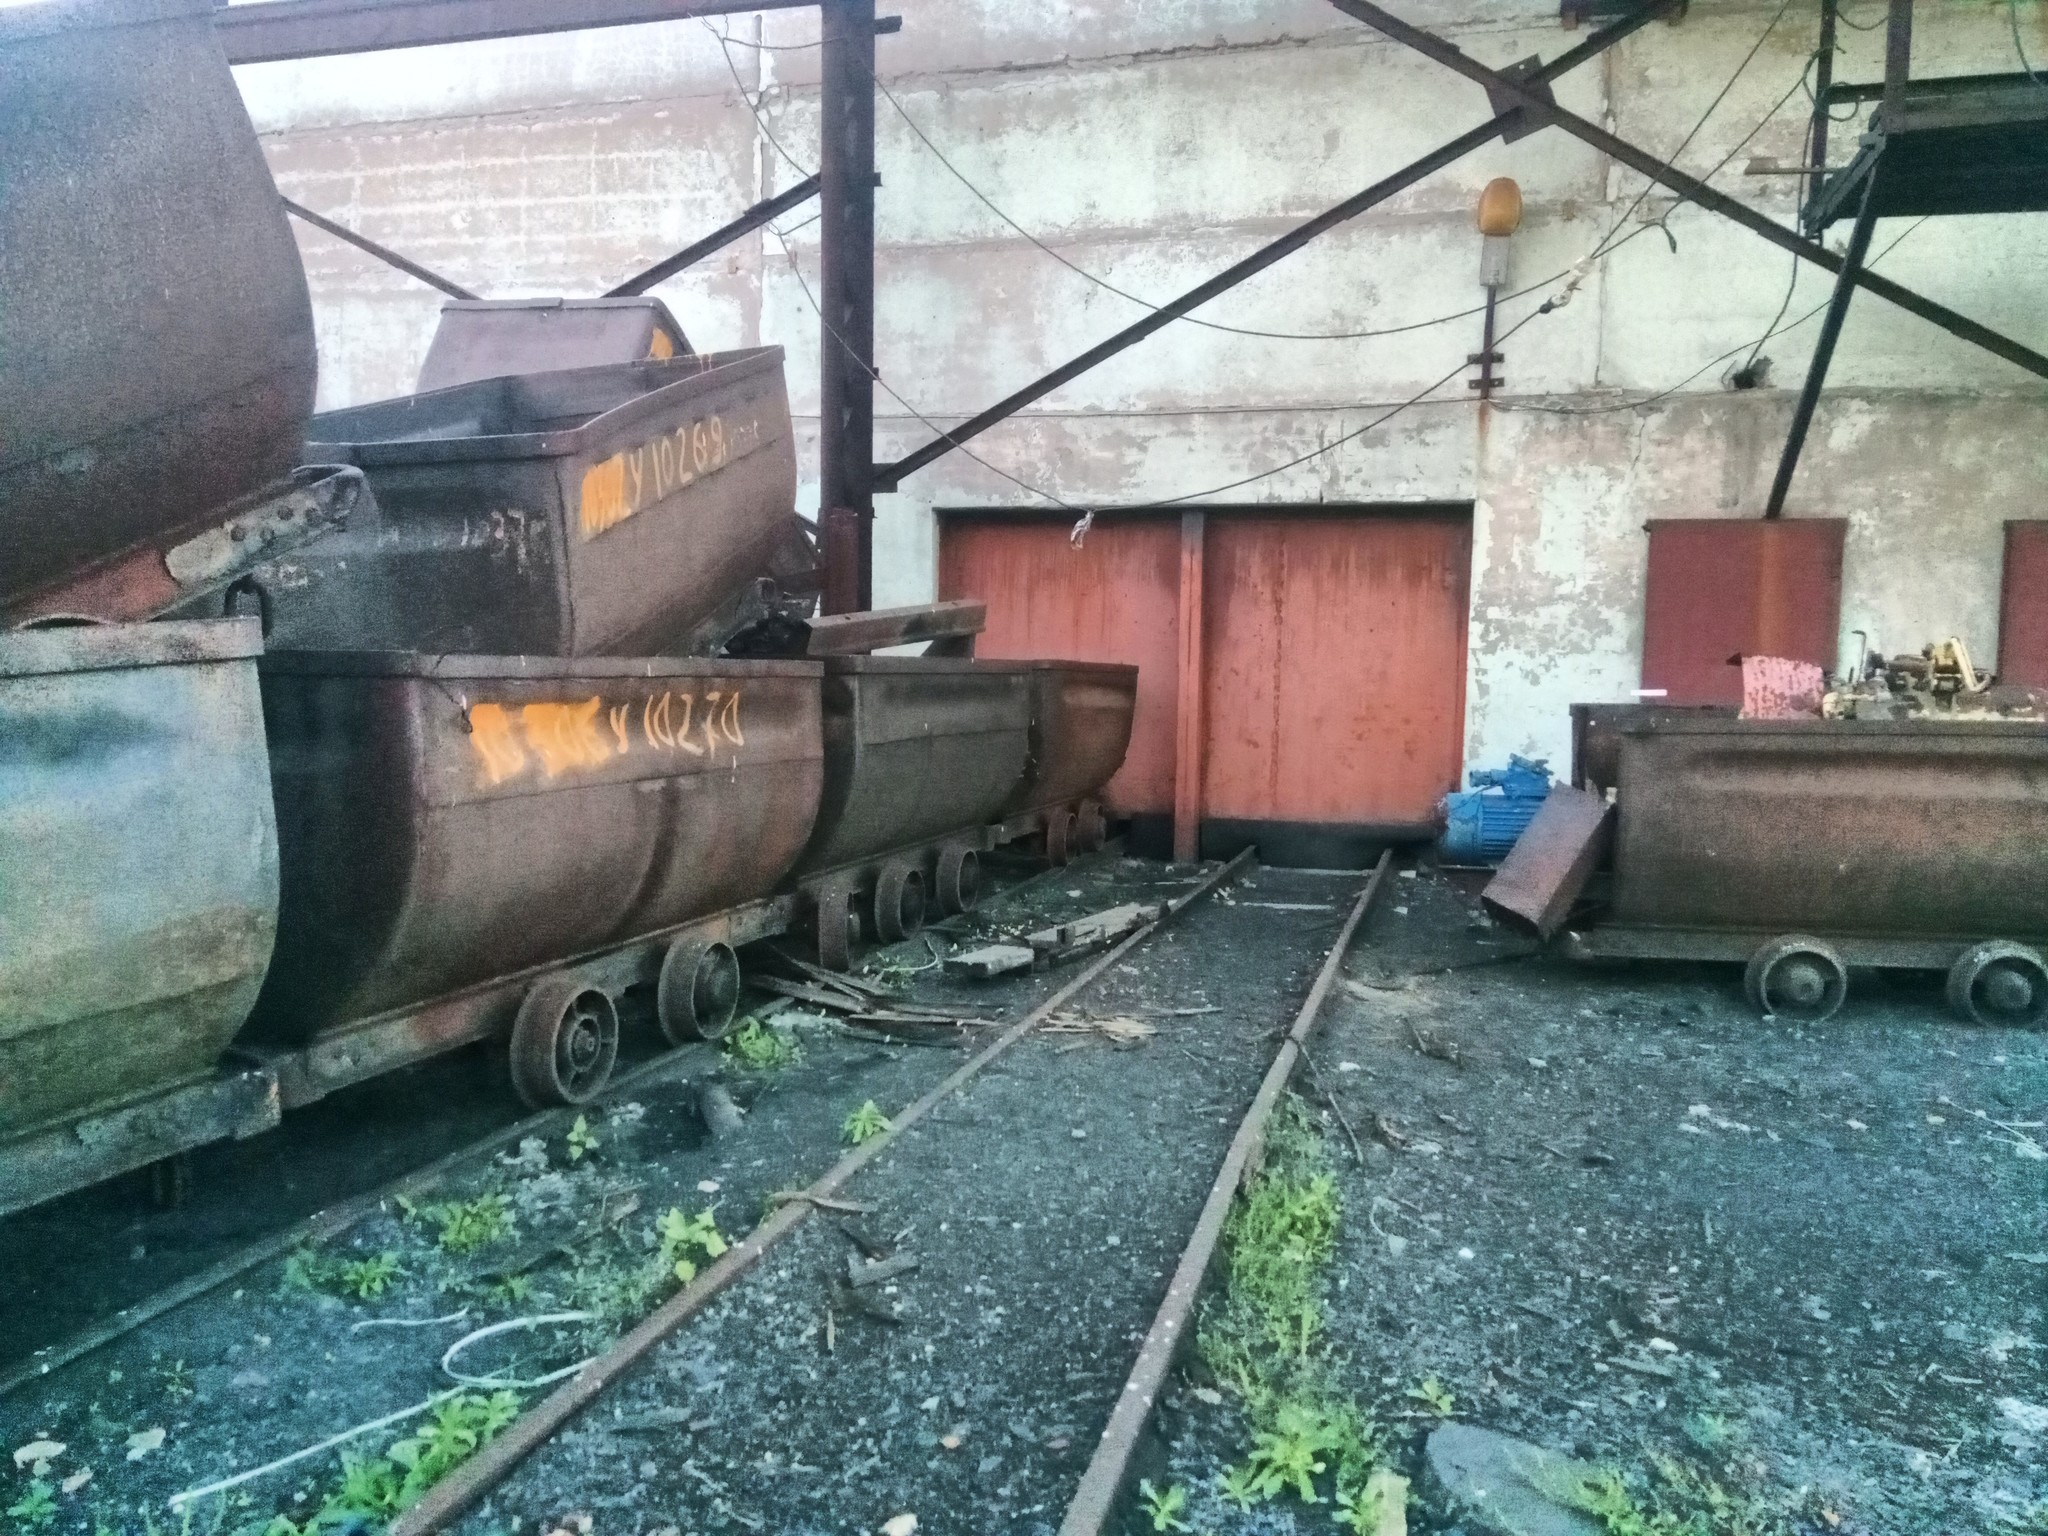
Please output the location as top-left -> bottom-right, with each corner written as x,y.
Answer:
1482,786 -> 1614,940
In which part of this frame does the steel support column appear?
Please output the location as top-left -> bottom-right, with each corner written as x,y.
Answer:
1325,0 -> 2048,383
819,0 -> 878,614
874,0 -> 1680,489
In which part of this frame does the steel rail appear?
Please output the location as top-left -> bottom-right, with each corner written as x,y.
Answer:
1327,0 -> 2048,383
282,196 -> 479,300
870,0 -> 1680,490
1055,848 -> 1394,1536
0,1045 -> 713,1402
387,846 -> 1259,1536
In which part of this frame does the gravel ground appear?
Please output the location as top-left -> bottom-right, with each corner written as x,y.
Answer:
457,867 -> 1362,1536
0,854 -> 1363,1536
1149,866 -> 2048,1536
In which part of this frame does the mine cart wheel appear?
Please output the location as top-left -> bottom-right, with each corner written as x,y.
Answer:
1743,935 -> 1849,1023
815,888 -> 858,971
936,845 -> 982,914
657,938 -> 743,1045
147,1154 -> 191,1211
1946,941 -> 2048,1028
510,975 -> 620,1108
874,862 -> 928,943
1076,800 -> 1108,853
1044,807 -> 1077,867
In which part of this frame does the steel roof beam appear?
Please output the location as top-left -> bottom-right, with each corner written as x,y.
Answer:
215,0 -> 813,65
1327,0 -> 2048,382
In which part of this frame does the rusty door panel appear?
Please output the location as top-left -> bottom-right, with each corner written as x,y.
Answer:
938,519 -> 1180,816
2000,522 -> 2048,688
1197,515 -> 1471,831
1641,519 -> 1845,706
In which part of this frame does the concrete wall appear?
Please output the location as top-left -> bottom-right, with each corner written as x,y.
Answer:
235,0 -> 2048,774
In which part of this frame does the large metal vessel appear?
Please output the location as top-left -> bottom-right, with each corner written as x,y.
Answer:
0,620 -> 280,1208
0,0 -> 316,618
797,658 -> 1034,875
1565,712 -> 2048,1026
1004,662 -> 1141,817
273,354 -> 800,656
246,651 -> 823,1048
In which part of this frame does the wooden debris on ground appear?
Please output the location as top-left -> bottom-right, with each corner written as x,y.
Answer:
943,943 -> 1036,979
1041,1012 -> 1159,1046
1026,901 -> 1162,955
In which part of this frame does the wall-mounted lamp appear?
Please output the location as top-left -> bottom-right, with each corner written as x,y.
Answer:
1472,176 -> 1522,400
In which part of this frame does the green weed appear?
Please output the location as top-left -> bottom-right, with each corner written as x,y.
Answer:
1189,1099 -> 1393,1515
7,1480 -> 56,1531
723,1019 -> 798,1069
1135,1479 -> 1190,1532
157,1357 -> 196,1400
656,1206 -> 728,1284
1406,1374 -> 1455,1417
414,1194 -> 513,1255
1558,1455 -> 1803,1536
283,1247 -> 404,1301
843,1100 -> 891,1145
1335,1469 -> 1409,1534
565,1115 -> 599,1163
266,1391 -> 521,1532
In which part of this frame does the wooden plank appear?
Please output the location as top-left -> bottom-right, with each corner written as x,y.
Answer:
805,600 -> 986,656
943,944 -> 1036,979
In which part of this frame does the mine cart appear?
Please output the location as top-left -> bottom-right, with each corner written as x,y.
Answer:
243,652 -> 825,1107
0,620 -> 281,1217
997,661 -> 1141,864
1559,710 -> 2048,1025
248,352 -> 801,657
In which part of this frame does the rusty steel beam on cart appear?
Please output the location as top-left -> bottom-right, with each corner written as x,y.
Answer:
604,177 -> 821,297
282,196 -> 479,300
215,0 -> 812,65
871,0 -> 1679,492
1058,849 -> 1395,1536
1326,0 -> 2048,383
385,848 -> 1259,1536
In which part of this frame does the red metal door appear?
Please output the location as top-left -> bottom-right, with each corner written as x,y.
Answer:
939,509 -> 1473,866
2000,522 -> 2048,687
1641,519 -> 1846,705
937,517 -> 1181,817
1199,515 -> 1470,857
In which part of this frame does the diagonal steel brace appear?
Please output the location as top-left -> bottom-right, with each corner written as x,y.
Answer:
873,0 -> 1684,490
1327,0 -> 2048,382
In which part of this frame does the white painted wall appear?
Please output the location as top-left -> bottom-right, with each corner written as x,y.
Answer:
235,0 -> 2048,777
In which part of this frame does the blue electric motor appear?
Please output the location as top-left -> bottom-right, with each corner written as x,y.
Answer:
1439,755 -> 1553,865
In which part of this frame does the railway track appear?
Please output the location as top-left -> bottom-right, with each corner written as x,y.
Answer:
2,849 -> 1388,1536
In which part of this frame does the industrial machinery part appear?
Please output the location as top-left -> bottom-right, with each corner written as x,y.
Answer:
415,297 -> 692,393
246,651 -> 824,1051
656,939 -> 744,1045
0,619 -> 280,1213
1439,755 -> 1553,865
1946,941 -> 2048,1029
1044,806 -> 1077,867
872,862 -> 928,943
285,353 -> 798,656
0,0 -> 316,616
935,846 -> 982,914
812,888 -> 858,972
1743,936 -> 1850,1023
15,466 -> 371,630
509,976 -> 621,1108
